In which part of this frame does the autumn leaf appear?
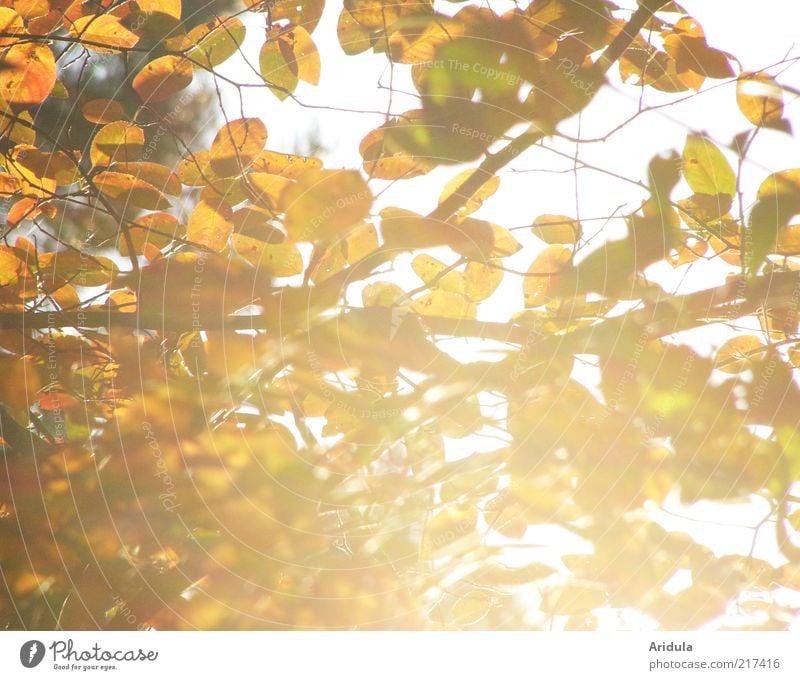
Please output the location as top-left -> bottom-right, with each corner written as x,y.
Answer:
531,214 -> 582,245
186,188 -> 234,252
82,99 -> 126,124
209,118 -> 268,178
282,169 -> 372,241
715,335 -> 766,373
187,17 -> 246,69
523,245 -> 573,307
260,25 -> 320,99
68,15 -> 139,52
94,171 -> 172,210
736,72 -> 785,129
90,122 -> 145,167
682,134 -> 736,198
0,43 -> 56,106
132,56 -> 193,103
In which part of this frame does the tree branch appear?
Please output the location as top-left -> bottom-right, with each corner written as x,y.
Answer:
2,269 -> 797,357
426,0 -> 669,224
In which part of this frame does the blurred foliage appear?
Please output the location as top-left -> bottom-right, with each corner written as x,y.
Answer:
0,0 -> 799,631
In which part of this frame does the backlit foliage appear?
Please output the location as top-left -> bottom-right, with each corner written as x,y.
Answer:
1,0 -> 800,631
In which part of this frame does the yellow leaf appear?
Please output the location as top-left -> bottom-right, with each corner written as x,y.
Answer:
187,17 -> 245,69
6,145 -> 57,197
210,118 -> 268,178
108,288 -> 137,313
38,251 -> 118,288
449,590 -> 492,627
344,221 -> 379,263
136,0 -> 181,20
464,260 -> 502,301
337,8 -> 372,55
411,254 -> 465,293
246,172 -> 292,212
362,281 -> 407,307
388,15 -> 464,65
109,162 -> 181,196
715,335 -> 766,373
439,169 -> 500,218
523,245 -> 572,307
0,245 -> 31,287
186,188 -> 234,252
119,212 -> 181,257
411,289 -> 476,319
0,109 -> 35,144
68,15 -> 139,52
0,172 -> 21,196
531,214 -> 582,245
360,112 -> 435,180
757,169 -> 800,201
487,223 -> 522,257
94,171 -> 171,210
11,145 -> 80,185
0,8 -> 25,47
177,150 -> 215,186
0,354 -> 41,418
90,122 -> 144,167
231,234 -> 303,277
82,98 -> 126,124
250,150 -> 323,178
231,205 -> 283,242
268,0 -> 325,34
283,169 -> 372,241
737,72 -> 784,127
344,0 -> 418,29
259,25 -> 320,99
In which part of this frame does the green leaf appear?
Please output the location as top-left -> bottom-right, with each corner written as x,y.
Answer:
187,17 -> 246,69
682,134 -> 736,197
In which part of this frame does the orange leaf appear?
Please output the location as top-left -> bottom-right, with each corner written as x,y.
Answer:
82,98 -> 126,124
132,55 -> 193,103
0,43 -> 56,105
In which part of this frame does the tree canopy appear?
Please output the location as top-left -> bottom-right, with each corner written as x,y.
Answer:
1,0 -> 800,630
